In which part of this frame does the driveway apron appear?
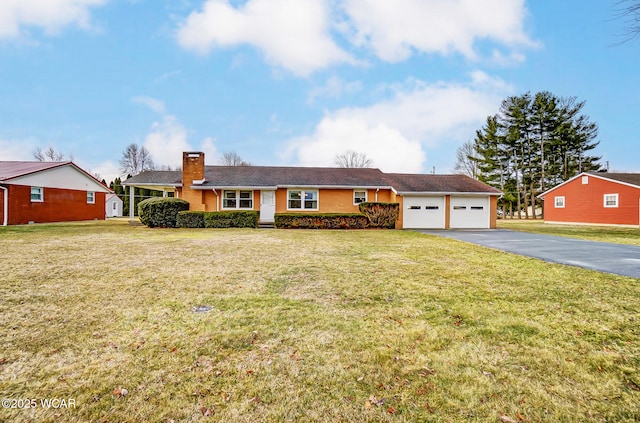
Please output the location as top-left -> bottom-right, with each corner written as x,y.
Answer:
417,229 -> 640,279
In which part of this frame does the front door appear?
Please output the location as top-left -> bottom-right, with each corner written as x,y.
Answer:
260,190 -> 276,223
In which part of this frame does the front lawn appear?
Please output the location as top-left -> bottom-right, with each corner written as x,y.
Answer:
1,221 -> 638,422
498,219 -> 640,246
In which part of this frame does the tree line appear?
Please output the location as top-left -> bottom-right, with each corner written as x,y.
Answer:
456,91 -> 603,219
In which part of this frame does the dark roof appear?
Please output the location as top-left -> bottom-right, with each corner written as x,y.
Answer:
385,173 -> 503,194
591,172 -> 640,188
123,171 -> 182,186
198,166 -> 388,188
123,166 -> 502,194
0,161 -> 69,181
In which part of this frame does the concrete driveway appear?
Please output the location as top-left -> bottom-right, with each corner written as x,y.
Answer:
417,229 -> 640,279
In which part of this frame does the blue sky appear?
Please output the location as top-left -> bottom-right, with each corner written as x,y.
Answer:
0,0 -> 638,183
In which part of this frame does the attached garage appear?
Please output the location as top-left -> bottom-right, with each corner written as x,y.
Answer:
387,173 -> 501,230
449,196 -> 490,229
403,196 -> 445,229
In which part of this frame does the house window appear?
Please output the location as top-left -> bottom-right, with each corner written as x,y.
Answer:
223,190 -> 253,209
353,190 -> 367,205
288,190 -> 318,210
87,191 -> 95,204
582,176 -> 589,185
604,194 -> 618,208
31,187 -> 43,202
554,196 -> 565,208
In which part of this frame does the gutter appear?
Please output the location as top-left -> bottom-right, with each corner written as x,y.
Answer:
0,185 -> 7,226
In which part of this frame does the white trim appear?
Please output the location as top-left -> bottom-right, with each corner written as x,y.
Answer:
399,191 -> 500,196
603,193 -> 619,208
286,189 -> 319,211
221,189 -> 254,210
1,185 -> 7,226
30,186 -> 44,202
353,189 -> 367,205
554,196 -> 565,208
540,172 -> 640,198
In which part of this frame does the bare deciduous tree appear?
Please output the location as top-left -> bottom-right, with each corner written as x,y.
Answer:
334,150 -> 373,168
219,150 -> 251,166
33,146 -> 72,162
615,1 -> 640,42
453,140 -> 479,178
119,143 -> 155,176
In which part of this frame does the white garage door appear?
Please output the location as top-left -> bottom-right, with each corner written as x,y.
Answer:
450,196 -> 490,229
403,196 -> 445,229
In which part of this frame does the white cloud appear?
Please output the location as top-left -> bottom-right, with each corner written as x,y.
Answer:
342,0 -> 536,62
283,72 -> 512,172
0,139 -> 36,161
175,0 -> 536,75
307,75 -> 363,104
176,0 -> 354,76
0,0 -> 107,39
143,115 -> 192,169
285,117 -> 426,173
134,97 -> 218,169
88,159 -> 119,184
132,96 -> 167,114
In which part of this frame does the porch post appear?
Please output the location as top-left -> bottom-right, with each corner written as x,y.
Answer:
129,185 -> 135,223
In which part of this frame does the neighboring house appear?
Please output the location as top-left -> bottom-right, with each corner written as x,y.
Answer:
0,161 -> 112,226
106,194 -> 124,217
122,152 -> 502,229
539,172 -> 640,227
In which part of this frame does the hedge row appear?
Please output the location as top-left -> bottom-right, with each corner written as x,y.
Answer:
138,197 -> 190,228
176,211 -> 259,228
359,202 -> 400,229
176,211 -> 204,228
142,200 -> 399,230
274,213 -> 369,229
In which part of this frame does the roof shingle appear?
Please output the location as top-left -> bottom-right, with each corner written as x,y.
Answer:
591,172 -> 640,188
385,173 -> 503,194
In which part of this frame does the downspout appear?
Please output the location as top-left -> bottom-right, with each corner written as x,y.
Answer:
375,188 -> 380,202
1,185 -> 8,226
212,188 -> 218,211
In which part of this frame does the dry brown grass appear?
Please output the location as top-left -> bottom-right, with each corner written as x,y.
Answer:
0,220 -> 639,422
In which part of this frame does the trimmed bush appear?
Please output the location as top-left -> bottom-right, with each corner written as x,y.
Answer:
204,211 -> 259,228
138,197 -> 190,228
275,213 -> 368,229
177,211 -> 205,228
358,202 -> 400,229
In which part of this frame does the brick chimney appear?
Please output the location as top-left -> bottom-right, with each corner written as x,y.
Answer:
182,152 -> 206,210
183,152 -> 205,185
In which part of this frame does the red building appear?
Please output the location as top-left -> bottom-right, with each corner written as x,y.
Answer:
0,161 -> 112,226
539,172 -> 640,226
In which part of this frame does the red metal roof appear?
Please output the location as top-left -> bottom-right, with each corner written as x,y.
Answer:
0,161 -> 70,181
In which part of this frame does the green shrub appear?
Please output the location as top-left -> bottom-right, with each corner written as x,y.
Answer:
358,202 -> 400,229
176,211 -> 205,228
274,213 -> 368,229
204,211 -> 259,228
138,197 -> 190,228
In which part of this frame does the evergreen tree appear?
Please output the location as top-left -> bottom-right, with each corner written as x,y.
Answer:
470,91 -> 602,219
